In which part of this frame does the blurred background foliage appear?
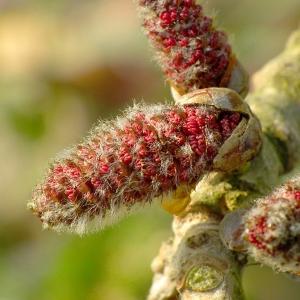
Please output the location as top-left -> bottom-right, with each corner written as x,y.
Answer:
0,1 -> 300,299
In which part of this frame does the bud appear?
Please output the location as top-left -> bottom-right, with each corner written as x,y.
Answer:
30,99 -> 249,234
136,0 -> 248,96
221,176 -> 300,275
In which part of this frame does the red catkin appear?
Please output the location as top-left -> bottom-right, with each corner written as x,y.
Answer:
30,103 -> 241,234
137,0 -> 232,92
242,176 -> 300,274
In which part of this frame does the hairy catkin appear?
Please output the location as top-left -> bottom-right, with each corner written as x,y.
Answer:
29,103 -> 241,234
242,176 -> 300,274
137,0 -> 233,93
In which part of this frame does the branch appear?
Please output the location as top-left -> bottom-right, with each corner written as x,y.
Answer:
148,209 -> 244,300
148,28 -> 300,300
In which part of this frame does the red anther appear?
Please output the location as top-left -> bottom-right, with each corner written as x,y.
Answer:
91,178 -> 101,189
135,158 -> 143,170
248,231 -> 266,251
124,133 -> 136,147
187,49 -> 203,66
294,190 -> 300,201
144,130 -> 156,143
206,114 -> 218,129
121,153 -> 132,165
54,165 -> 64,175
152,153 -> 161,164
193,49 -> 204,61
67,165 -> 81,179
70,169 -> 80,178
180,28 -> 189,37
167,164 -> 177,177
138,146 -> 148,158
255,216 -> 267,235
100,164 -> 109,174
65,187 -> 77,202
170,9 -> 178,22
220,118 -> 232,138
185,117 -> 200,134
133,123 -> 143,133
160,11 -> 172,26
229,113 -> 241,125
163,37 -> 177,48
179,8 -> 189,21
179,38 -> 189,47
187,26 -> 198,37
167,110 -> 182,124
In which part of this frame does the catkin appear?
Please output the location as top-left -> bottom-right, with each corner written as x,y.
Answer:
137,0 -> 233,93
29,103 -> 241,234
242,176 -> 300,274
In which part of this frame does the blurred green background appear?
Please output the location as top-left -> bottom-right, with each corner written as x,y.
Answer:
0,1 -> 300,299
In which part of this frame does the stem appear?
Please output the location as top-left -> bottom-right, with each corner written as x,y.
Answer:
148,209 -> 244,299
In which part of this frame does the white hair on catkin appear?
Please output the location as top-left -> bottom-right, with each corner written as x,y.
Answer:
29,102 -> 242,234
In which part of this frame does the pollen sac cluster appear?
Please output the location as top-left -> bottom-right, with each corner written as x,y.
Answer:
137,0 -> 236,94
242,177 -> 300,274
30,103 -> 242,234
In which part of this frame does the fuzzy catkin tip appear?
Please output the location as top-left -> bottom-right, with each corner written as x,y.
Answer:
136,0 -> 247,95
29,102 -> 242,234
